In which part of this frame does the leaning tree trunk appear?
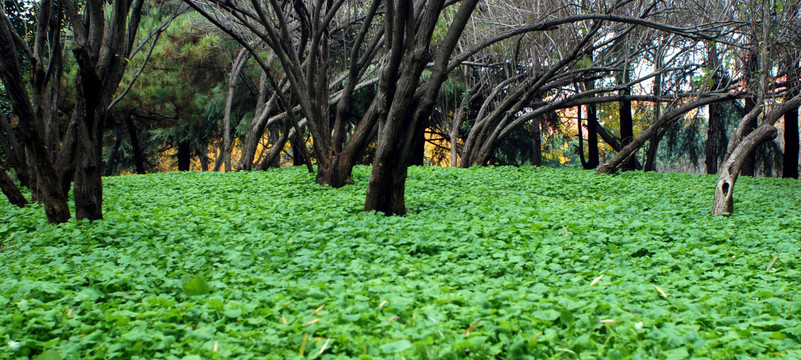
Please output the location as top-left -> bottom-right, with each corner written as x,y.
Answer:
0,17 -> 70,223
0,165 -> 27,208
713,125 -> 776,215
714,95 -> 801,215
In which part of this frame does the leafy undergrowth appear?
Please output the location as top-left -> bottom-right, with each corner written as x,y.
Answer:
2,166 -> 801,359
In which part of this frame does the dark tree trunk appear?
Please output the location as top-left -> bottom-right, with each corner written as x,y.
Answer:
199,143 -> 210,171
619,88 -> 636,171
0,165 -> 27,207
0,10 -> 70,223
177,141 -> 191,171
409,123 -> 426,166
316,153 -> 357,187
0,113 -> 29,188
125,113 -> 146,174
292,134 -> 306,166
644,130 -> 665,172
706,102 -> 723,174
268,128 -> 282,168
586,103 -> 599,169
783,105 -> 799,179
105,125 -> 123,176
530,119 -> 542,166
705,40 -> 722,174
73,116 -> 104,221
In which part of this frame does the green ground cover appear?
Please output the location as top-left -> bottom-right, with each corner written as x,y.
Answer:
1,166 -> 800,359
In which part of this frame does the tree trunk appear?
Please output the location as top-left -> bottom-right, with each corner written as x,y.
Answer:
714,95 -> 801,215
409,123 -> 426,166
531,118 -> 542,166
783,105 -> 799,179
619,88 -> 636,171
598,94 -> 737,174
713,125 -> 777,215
706,102 -> 723,174
73,115 -> 104,220
125,113 -> 146,174
105,125 -> 124,176
177,141 -> 191,171
586,103 -> 600,169
0,165 -> 27,208
364,155 -> 408,215
644,130 -> 665,171
705,40 -> 722,174
0,11 -> 70,223
222,48 -> 250,172
316,153 -> 357,187
740,97 -> 757,176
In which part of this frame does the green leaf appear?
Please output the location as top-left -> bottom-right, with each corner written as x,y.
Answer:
34,350 -> 62,360
182,275 -> 211,296
381,340 -> 413,353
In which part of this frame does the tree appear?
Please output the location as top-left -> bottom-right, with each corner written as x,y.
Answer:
711,0 -> 801,215
364,0 -> 480,215
185,0 -> 383,186
0,0 -> 71,223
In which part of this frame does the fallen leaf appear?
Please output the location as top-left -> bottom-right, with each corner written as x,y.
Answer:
303,318 -> 320,326
654,285 -> 668,298
464,319 -> 482,335
590,274 -> 604,286
311,304 -> 325,316
319,338 -> 331,355
299,333 -> 308,355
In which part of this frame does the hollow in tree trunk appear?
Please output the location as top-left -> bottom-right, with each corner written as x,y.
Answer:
713,125 -> 777,215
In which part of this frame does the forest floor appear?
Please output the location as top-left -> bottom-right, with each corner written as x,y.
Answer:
1,166 -> 800,359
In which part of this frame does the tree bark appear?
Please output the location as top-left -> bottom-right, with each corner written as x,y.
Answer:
644,130 -> 665,172
740,96 -> 757,176
585,103 -> 600,169
531,118 -> 542,166
705,40 -> 723,174
365,0 -> 479,215
105,124 -> 124,176
0,113 -> 29,187
0,7 -> 70,223
713,125 -> 776,215
0,165 -> 27,208
619,87 -> 636,171
125,113 -> 146,174
713,95 -> 801,215
706,102 -> 723,174
177,141 -> 191,171
782,105 -> 799,179
222,47 -> 250,172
